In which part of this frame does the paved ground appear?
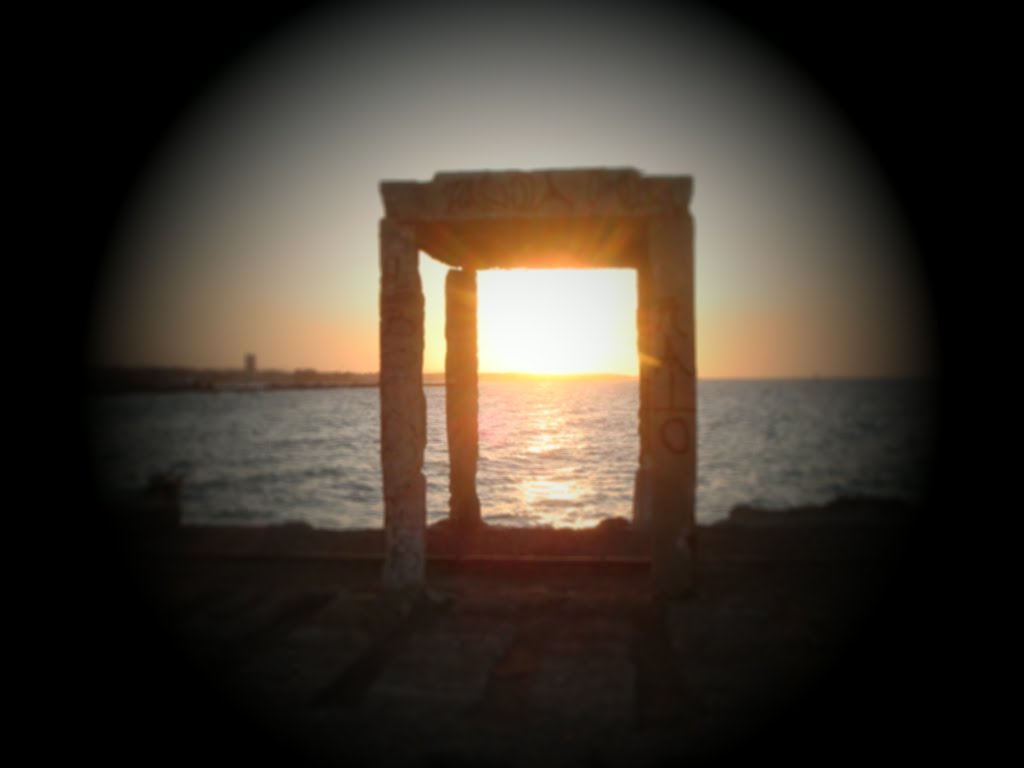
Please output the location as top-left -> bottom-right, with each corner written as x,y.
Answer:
73,499 -> 936,767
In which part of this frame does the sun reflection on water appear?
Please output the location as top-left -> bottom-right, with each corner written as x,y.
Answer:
511,406 -> 597,527
520,476 -> 581,504
476,379 -> 634,528
517,474 -> 594,528
524,420 -> 564,454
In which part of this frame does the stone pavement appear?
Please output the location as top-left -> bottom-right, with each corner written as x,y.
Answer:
84,500 -> 930,767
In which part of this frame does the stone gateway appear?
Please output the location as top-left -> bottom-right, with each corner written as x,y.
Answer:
379,169 -> 696,596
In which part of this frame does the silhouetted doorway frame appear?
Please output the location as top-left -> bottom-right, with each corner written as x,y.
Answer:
378,169 -> 696,596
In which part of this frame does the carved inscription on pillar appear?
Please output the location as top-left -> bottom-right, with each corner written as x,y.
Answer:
641,214 -> 696,597
379,218 -> 426,591
660,417 -> 690,454
647,296 -> 696,419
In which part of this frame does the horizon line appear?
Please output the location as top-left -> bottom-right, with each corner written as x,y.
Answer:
90,363 -> 932,382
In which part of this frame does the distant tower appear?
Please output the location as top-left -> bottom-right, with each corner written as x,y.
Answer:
244,353 -> 257,376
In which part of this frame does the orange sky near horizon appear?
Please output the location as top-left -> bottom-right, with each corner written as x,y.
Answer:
89,2 -> 934,380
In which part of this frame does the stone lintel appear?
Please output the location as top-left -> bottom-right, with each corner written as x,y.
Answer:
381,170 -> 690,269
416,217 -> 647,270
381,168 -> 692,223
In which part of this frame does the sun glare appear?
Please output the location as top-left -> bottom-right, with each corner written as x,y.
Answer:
476,269 -> 638,376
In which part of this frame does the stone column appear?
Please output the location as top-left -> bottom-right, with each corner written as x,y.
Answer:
639,213 -> 696,597
445,268 -> 481,528
379,218 -> 426,591
633,262 -> 655,531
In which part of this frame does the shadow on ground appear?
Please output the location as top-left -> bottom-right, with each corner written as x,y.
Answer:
74,498 -> 936,767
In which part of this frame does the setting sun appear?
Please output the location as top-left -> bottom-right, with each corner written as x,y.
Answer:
475,269 -> 638,375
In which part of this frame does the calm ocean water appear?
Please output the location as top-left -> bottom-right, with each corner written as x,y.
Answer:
89,379 -> 933,529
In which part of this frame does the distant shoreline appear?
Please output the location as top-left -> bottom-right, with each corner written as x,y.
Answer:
88,365 -> 928,395
88,367 -> 637,394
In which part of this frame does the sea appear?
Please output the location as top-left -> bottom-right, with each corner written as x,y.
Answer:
88,378 -> 934,529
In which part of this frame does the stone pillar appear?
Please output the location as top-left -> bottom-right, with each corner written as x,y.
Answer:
638,213 -> 696,597
633,262 -> 655,531
379,218 -> 426,591
445,268 -> 481,528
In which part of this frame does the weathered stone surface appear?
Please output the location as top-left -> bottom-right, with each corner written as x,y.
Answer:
123,499 -> 914,766
637,214 -> 696,596
379,169 -> 695,597
382,169 -> 691,221
445,268 -> 481,528
415,217 -> 647,269
380,169 -> 691,269
379,218 -> 426,591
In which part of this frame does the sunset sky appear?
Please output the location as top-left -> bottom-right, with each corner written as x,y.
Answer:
90,1 -> 933,379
